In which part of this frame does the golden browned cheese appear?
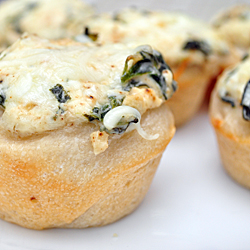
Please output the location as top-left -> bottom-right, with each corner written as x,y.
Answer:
80,8 -> 240,126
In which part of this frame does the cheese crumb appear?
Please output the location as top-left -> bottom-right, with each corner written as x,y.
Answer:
123,87 -> 162,114
90,131 -> 109,155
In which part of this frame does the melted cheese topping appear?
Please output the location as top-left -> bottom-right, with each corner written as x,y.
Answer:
218,57 -> 250,103
212,5 -> 250,50
0,34 -> 174,138
80,8 -> 233,66
0,0 -> 94,47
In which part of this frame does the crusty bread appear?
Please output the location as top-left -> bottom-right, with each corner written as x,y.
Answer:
210,91 -> 250,188
0,103 -> 175,230
167,65 -> 211,127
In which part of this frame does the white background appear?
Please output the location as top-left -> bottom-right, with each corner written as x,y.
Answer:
1,0 -> 250,249
90,0 -> 250,21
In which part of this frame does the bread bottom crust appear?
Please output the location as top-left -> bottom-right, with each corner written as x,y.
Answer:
167,65 -> 211,127
0,104 -> 175,229
210,91 -> 250,188
62,154 -> 161,228
215,131 -> 250,188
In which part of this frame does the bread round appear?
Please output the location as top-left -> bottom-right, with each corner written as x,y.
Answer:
210,57 -> 250,188
80,8 -> 239,126
210,91 -> 250,188
0,35 -> 176,229
0,103 -> 174,230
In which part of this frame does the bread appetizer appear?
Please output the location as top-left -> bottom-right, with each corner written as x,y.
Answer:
0,34 -> 176,229
0,0 -> 94,48
212,5 -> 250,53
210,53 -> 250,188
79,8 -> 238,126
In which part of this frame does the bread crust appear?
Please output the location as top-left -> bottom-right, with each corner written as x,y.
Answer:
210,90 -> 250,188
0,103 -> 175,229
63,154 -> 162,228
167,64 -> 210,127
167,46 -> 239,127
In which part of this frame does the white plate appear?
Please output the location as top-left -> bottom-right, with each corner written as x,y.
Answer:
1,107 -> 250,250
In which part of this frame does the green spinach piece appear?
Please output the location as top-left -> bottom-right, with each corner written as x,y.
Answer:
242,53 -> 249,61
84,95 -> 124,122
121,49 -> 174,100
241,80 -> 250,121
183,40 -> 212,56
221,94 -> 235,107
0,94 -> 5,108
50,84 -> 71,103
84,27 -> 98,42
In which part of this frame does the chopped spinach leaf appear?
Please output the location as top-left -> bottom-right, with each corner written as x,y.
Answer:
241,80 -> 250,121
113,13 -> 121,21
84,114 -> 97,122
121,48 -> 175,100
84,27 -> 98,41
112,13 -> 126,23
0,94 -> 5,108
122,79 -> 149,92
153,50 -> 171,72
121,59 -> 157,83
50,84 -> 71,103
84,105 -> 110,121
172,80 -> 178,92
93,104 -> 112,120
108,95 -> 124,108
85,48 -> 176,135
183,40 -> 212,56
242,53 -> 249,61
243,106 -> 250,121
84,95 -> 124,122
221,94 -> 235,107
